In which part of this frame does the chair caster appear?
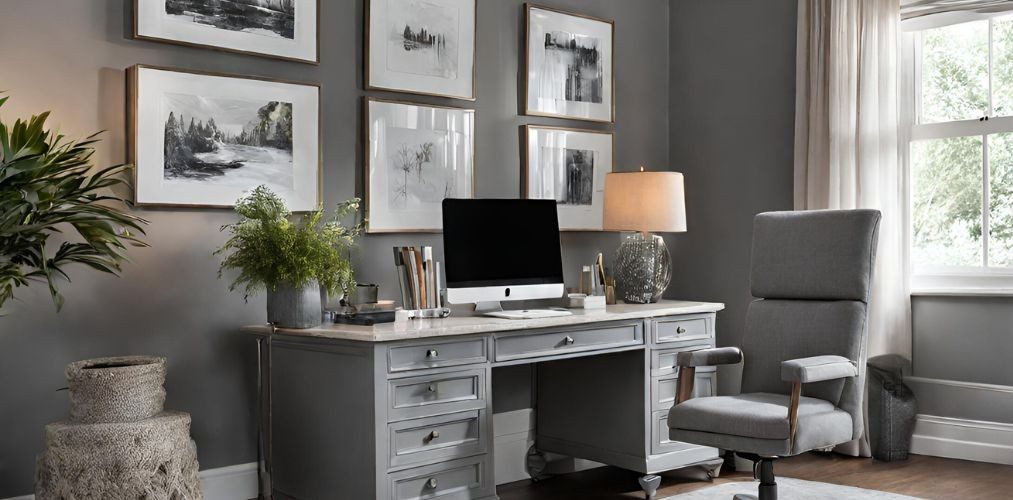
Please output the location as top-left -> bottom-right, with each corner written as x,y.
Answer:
638,474 -> 662,499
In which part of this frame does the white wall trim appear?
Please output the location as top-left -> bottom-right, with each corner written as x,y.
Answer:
1,462 -> 259,500
905,376 -> 1013,394
911,414 -> 1013,465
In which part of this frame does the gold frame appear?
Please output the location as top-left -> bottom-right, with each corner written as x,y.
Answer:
132,0 -> 321,64
363,97 -> 476,233
127,64 -> 323,210
364,0 -> 478,101
521,124 -> 615,232
523,3 -> 616,123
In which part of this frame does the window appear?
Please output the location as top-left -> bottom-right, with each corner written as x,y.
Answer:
909,16 -> 1013,290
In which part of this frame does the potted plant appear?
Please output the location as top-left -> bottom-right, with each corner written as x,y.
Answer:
216,185 -> 363,328
0,95 -> 148,311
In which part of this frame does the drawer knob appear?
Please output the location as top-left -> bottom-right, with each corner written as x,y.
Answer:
426,349 -> 439,359
427,430 -> 440,441
427,384 -> 437,393
564,335 -> 575,345
676,326 -> 687,334
425,478 -> 438,489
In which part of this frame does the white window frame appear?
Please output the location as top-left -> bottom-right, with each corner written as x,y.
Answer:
906,15 -> 1013,294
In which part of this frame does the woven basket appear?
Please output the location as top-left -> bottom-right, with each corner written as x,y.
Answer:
66,356 -> 166,424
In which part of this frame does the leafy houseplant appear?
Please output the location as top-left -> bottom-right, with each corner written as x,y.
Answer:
0,96 -> 148,311
216,185 -> 363,328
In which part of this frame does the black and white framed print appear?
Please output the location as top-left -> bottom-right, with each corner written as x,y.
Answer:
366,0 -> 477,100
523,125 -> 613,231
365,98 -> 474,233
129,65 -> 320,210
134,0 -> 318,63
524,4 -> 614,123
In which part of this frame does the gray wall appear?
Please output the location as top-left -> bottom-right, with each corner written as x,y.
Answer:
909,296 -> 1013,423
0,0 -> 669,495
666,0 -> 798,393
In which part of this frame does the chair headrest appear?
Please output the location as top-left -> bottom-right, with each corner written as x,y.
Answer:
750,209 -> 881,301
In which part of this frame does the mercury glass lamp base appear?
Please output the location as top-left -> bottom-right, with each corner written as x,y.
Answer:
614,233 -> 672,304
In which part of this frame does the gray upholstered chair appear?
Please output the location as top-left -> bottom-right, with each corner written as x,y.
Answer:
667,209 -> 881,500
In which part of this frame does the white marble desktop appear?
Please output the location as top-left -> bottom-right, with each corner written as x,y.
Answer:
242,300 -> 725,342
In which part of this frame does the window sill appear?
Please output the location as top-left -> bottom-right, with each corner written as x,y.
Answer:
911,288 -> 1013,297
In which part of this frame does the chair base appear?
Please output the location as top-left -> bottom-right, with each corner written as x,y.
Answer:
738,453 -> 777,500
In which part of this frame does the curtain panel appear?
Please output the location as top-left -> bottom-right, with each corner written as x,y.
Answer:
794,0 -> 912,455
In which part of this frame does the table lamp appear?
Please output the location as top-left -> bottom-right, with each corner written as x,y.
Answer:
603,169 -> 686,303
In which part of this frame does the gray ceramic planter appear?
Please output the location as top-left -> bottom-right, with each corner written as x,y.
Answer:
267,280 -> 322,329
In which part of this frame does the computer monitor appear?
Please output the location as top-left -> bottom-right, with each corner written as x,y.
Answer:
442,199 -> 566,309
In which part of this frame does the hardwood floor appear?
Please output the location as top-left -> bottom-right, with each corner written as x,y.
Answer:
497,453 -> 1013,499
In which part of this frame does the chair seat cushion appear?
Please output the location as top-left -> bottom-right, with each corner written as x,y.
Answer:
668,392 -> 851,440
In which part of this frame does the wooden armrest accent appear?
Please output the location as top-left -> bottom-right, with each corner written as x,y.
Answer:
675,366 -> 696,404
788,381 -> 801,446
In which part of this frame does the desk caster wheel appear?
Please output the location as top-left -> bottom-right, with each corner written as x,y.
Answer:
706,462 -> 723,480
638,474 -> 661,499
525,446 -> 548,481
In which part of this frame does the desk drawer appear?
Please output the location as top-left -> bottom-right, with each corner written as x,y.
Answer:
652,410 -> 700,455
389,369 -> 486,421
494,322 -> 642,362
652,371 -> 716,412
389,410 -> 485,468
389,455 -> 490,500
653,315 -> 713,344
388,338 -> 488,373
650,344 -> 713,377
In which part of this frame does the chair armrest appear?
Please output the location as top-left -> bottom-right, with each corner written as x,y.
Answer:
674,347 -> 743,405
676,347 -> 743,367
780,355 -> 858,384
780,355 -> 857,447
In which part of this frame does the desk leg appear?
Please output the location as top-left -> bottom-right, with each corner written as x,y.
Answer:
257,333 -> 274,500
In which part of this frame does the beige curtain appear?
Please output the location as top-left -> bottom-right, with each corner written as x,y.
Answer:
795,0 -> 912,456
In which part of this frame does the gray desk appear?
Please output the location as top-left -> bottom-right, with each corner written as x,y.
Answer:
245,300 -> 724,500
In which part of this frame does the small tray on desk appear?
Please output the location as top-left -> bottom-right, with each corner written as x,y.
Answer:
332,310 -> 396,325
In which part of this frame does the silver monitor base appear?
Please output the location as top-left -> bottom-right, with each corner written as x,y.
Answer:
473,301 -> 504,314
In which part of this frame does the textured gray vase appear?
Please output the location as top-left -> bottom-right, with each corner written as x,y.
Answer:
36,356 -> 201,499
267,280 -> 322,328
66,356 -> 166,423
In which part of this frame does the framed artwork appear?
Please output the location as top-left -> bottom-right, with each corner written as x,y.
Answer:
524,4 -> 614,123
365,98 -> 475,233
129,65 -> 321,210
134,0 -> 319,63
523,125 -> 613,231
366,0 -> 477,100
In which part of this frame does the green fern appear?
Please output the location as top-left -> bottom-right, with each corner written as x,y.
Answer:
0,95 -> 149,311
215,185 -> 364,300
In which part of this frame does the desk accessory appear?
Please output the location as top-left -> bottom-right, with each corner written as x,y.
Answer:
567,293 -> 606,309
216,186 -> 363,328
393,245 -> 449,320
603,169 -> 686,303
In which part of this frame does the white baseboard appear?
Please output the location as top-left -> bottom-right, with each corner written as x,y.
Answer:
911,414 -> 1013,465
1,462 -> 259,500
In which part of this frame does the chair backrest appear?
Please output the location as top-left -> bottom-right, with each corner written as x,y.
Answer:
739,209 -> 881,441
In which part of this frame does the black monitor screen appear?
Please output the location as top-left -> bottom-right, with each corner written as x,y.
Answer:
442,199 -> 565,288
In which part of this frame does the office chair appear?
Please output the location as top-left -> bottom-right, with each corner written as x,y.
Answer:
667,209 -> 881,500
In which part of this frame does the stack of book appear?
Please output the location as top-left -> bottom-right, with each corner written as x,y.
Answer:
393,246 -> 442,311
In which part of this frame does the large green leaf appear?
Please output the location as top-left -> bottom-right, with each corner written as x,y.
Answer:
0,94 -> 149,312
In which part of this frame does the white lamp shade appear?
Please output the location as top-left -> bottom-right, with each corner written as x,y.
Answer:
603,171 -> 687,233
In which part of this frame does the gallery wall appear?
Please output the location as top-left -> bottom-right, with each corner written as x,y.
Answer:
0,0 -> 670,495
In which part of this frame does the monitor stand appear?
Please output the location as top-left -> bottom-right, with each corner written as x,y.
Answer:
473,301 -> 504,314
